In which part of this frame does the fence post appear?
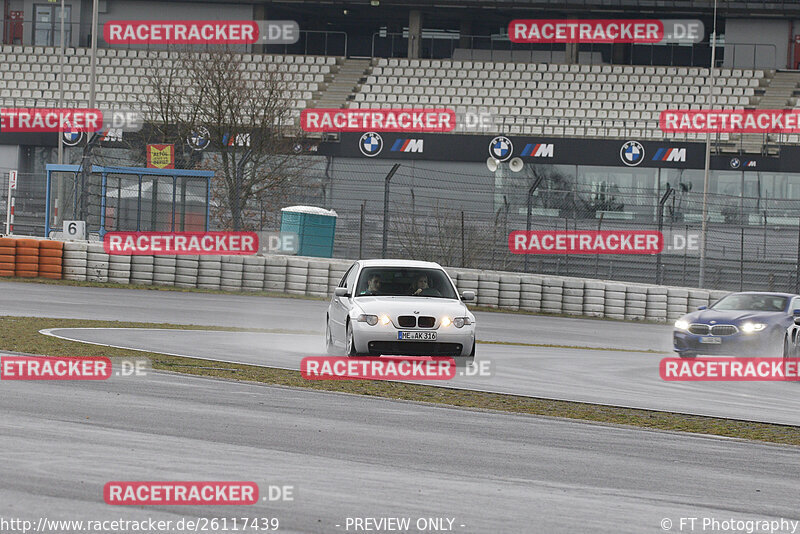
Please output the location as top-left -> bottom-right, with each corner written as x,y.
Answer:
461,210 -> 465,268
381,164 -> 400,259
359,201 -> 365,259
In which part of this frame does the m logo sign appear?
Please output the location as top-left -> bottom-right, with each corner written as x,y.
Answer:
652,147 -> 686,162
390,139 -> 424,153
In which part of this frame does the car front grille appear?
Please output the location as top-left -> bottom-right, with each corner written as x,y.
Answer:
367,341 -> 463,356
711,325 -> 738,336
689,324 -> 738,336
417,316 -> 436,328
398,316 -> 416,328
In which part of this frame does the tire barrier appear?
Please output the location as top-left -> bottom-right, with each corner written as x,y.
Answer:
477,272 -> 500,308
542,277 -> 564,314
108,253 -> 132,285
562,278 -> 584,316
307,260 -> 330,298
153,255 -> 177,287
286,257 -> 309,295
197,255 -> 222,290
603,282 -> 626,320
130,254 -> 154,286
2,236 -> 753,323
498,274 -> 521,311
624,284 -> 648,321
520,274 -> 543,313
0,237 -> 15,277
242,255 -> 266,292
15,238 -> 39,278
264,254 -> 288,293
666,287 -> 690,320
583,280 -> 605,318
38,240 -> 63,280
86,243 -> 109,283
62,241 -> 88,281
220,255 -> 244,292
645,286 -> 669,322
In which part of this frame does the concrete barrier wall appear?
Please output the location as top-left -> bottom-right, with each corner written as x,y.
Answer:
19,239 -> 738,322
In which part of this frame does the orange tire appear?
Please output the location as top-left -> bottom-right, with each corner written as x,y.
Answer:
0,238 -> 17,247
15,271 -> 38,278
0,246 -> 15,256
39,240 -> 63,250
0,262 -> 14,271
16,254 -> 38,264
39,272 -> 62,280
39,264 -> 62,274
39,248 -> 62,258
16,247 -> 39,256
0,254 -> 14,263
0,270 -> 14,277
14,262 -> 38,271
39,257 -> 62,266
14,239 -> 39,249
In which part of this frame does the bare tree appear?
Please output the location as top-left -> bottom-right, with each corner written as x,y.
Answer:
133,46 -> 313,230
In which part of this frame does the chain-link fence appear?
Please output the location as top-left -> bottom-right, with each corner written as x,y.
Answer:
9,158 -> 800,293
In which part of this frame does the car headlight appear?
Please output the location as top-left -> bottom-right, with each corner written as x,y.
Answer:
440,316 -> 452,328
379,314 -> 391,325
741,322 -> 766,334
357,314 -> 378,326
453,317 -> 472,328
674,320 -> 689,331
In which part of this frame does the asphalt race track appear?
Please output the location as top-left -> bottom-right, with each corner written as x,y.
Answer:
4,280 -> 797,425
4,281 -> 800,532
43,326 -> 800,426
2,371 -> 800,534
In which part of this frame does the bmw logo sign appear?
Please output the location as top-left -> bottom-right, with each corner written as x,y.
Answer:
620,140 -> 645,166
359,132 -> 383,157
489,136 -> 513,162
730,157 -> 741,169
61,125 -> 83,147
187,126 -> 211,151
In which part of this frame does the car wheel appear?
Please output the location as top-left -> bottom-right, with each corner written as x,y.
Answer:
679,351 -> 696,359
325,318 -> 336,355
784,335 -> 792,359
346,320 -> 359,357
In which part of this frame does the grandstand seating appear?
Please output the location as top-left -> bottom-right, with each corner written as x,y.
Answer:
1,44 -> 794,146
351,57 -> 771,141
0,45 -> 340,124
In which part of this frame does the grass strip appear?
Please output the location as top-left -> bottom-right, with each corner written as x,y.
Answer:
1,316 -> 794,446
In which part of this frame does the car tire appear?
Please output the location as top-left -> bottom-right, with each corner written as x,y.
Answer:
346,320 -> 359,357
325,318 -> 336,355
784,335 -> 792,359
679,351 -> 696,359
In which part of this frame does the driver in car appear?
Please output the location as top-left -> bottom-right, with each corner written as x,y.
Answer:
359,273 -> 383,296
411,274 -> 441,297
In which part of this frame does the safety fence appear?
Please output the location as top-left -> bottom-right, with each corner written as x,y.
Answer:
0,236 -> 731,322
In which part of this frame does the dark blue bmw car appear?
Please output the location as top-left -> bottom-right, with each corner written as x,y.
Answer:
673,292 -> 800,358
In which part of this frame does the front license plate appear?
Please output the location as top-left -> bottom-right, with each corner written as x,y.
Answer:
398,331 -> 437,341
699,336 -> 722,344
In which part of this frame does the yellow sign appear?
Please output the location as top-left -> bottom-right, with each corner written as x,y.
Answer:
147,144 -> 174,169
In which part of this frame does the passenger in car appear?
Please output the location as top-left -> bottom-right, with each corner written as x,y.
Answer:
411,274 -> 442,297
360,273 -> 383,296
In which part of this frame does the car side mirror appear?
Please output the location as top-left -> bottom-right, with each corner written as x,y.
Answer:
334,287 -> 350,297
461,290 -> 475,302
697,305 -> 707,310
794,309 -> 800,325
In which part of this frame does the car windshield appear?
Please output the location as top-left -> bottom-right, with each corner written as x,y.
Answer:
354,267 -> 458,299
711,294 -> 788,312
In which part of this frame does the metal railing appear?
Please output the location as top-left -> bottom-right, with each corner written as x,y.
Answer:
2,20 -> 347,56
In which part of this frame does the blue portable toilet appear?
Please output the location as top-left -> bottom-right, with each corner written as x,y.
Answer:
280,205 -> 338,258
